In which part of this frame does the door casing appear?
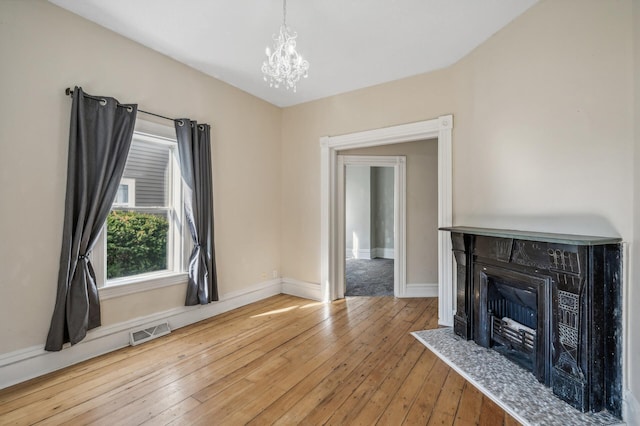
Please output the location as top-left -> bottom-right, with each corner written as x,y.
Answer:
320,115 -> 454,326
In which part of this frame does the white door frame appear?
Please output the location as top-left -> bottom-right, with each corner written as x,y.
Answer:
339,155 -> 406,298
320,115 -> 454,326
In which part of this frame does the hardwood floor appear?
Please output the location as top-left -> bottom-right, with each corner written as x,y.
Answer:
0,295 -> 521,425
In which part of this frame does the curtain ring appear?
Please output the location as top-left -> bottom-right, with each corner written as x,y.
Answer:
190,122 -> 195,128
99,98 -> 107,106
126,106 -> 133,113
198,125 -> 205,131
177,120 -> 185,127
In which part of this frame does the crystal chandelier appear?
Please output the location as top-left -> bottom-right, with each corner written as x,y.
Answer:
261,0 -> 309,92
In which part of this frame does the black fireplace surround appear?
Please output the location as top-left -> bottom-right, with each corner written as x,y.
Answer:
441,226 -> 622,419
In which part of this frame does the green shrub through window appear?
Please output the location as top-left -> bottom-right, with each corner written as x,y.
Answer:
106,210 -> 169,279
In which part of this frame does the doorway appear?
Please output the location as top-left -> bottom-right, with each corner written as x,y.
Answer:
343,159 -> 400,297
320,115 -> 454,326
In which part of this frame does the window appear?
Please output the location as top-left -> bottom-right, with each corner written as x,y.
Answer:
113,178 -> 136,207
92,120 -> 188,297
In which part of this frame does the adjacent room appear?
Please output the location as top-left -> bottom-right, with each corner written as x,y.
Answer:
344,163 -> 396,297
1,0 -> 639,424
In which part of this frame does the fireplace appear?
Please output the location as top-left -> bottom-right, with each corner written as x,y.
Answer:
442,226 -> 622,419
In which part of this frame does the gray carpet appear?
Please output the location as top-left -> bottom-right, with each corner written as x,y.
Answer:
345,258 -> 394,296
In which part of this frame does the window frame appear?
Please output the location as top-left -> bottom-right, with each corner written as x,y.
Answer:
91,120 -> 189,300
113,178 -> 136,207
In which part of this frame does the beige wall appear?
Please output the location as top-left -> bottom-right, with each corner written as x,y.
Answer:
451,0 -> 633,238
340,140 -> 439,285
0,0 -> 282,352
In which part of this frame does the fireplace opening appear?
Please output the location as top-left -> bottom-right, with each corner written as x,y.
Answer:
488,280 -> 537,372
475,265 -> 552,386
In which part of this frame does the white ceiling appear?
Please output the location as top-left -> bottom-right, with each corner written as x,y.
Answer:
48,0 -> 538,108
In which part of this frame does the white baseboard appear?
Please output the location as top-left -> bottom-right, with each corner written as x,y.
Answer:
400,283 -> 438,298
624,389 -> 640,425
281,277 -> 322,301
0,279 -> 282,390
372,247 -> 395,259
345,248 -> 395,260
346,248 -> 372,260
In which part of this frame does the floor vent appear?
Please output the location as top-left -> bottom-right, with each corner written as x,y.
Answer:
129,322 -> 171,346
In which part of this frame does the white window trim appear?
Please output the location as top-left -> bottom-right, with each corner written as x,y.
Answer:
99,271 -> 188,300
91,120 -> 189,297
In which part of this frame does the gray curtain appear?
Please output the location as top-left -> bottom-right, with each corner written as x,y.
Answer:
45,87 -> 137,351
175,120 -> 218,305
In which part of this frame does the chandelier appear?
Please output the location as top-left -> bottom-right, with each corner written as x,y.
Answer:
261,0 -> 309,92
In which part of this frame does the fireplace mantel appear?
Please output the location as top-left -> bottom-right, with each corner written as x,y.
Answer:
440,226 -> 622,419
439,226 -> 622,245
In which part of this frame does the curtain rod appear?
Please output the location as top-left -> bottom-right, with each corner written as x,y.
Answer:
64,88 -> 177,123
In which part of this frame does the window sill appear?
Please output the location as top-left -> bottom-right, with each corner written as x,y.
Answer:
99,272 -> 188,300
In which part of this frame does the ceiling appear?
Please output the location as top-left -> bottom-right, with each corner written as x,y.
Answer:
48,0 -> 538,108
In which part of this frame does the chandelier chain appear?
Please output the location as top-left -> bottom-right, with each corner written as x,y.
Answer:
283,0 -> 287,26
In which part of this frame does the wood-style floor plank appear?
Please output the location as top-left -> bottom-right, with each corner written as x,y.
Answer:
0,295 -> 521,425
427,368 -> 466,425
479,394 -> 509,426
454,382 -> 484,425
